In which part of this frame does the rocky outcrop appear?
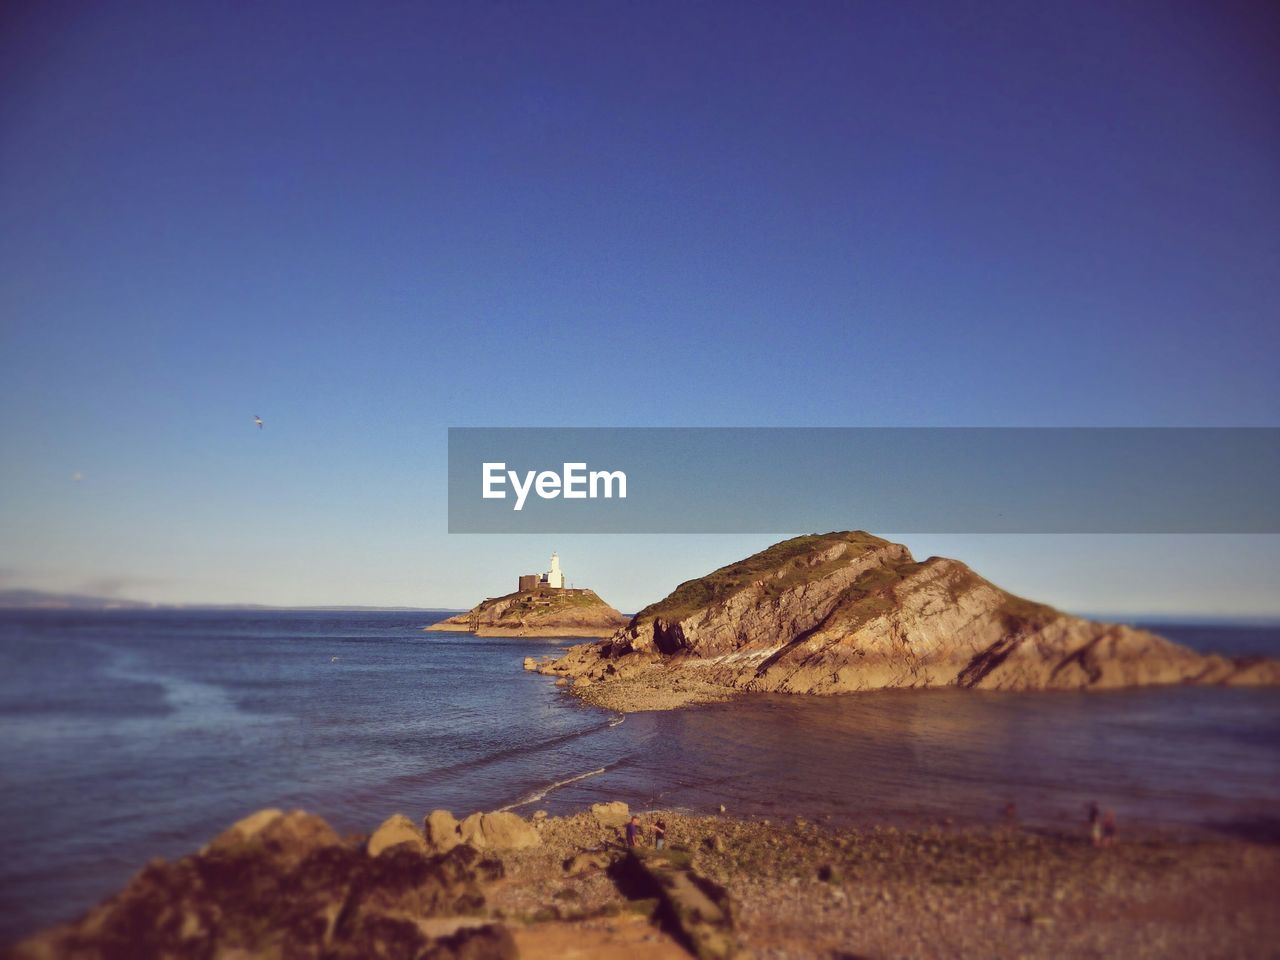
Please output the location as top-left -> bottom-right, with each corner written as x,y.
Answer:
457,812 -> 542,851
427,587 -> 627,638
203,807 -> 341,865
424,809 -> 462,853
590,801 -> 631,828
368,813 -> 429,857
535,532 -> 1280,709
11,808 -> 512,960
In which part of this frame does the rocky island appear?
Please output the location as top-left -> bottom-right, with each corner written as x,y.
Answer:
428,552 -> 628,638
532,532 -> 1280,712
428,587 -> 627,638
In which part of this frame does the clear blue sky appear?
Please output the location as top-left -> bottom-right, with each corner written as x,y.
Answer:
1,0 -> 1277,614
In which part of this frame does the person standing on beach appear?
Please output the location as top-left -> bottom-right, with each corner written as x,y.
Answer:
625,815 -> 643,848
1088,801 -> 1103,847
654,819 -> 667,850
1101,810 -> 1117,847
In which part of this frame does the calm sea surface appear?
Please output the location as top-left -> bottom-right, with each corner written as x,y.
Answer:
1,609 -> 1278,942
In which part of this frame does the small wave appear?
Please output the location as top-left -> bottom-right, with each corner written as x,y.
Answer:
499,766 -> 608,811
608,715 -> 625,727
357,715 -> 626,805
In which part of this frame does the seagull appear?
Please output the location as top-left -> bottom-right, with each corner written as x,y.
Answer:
330,656 -> 339,662
253,415 -> 264,429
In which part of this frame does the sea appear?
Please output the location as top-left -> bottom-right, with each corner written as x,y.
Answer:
1,609 -> 1278,943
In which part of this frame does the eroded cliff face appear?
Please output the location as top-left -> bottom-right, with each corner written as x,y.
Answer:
535,532 -> 1280,707
427,588 -> 628,638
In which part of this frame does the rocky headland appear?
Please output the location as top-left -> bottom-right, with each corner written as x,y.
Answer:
427,587 -> 628,638
531,532 -> 1280,712
10,802 -> 1280,960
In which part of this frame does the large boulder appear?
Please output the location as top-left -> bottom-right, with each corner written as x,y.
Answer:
368,814 -> 428,857
424,809 -> 462,853
591,801 -> 631,828
203,807 -> 342,870
11,810 -> 509,960
206,806 -> 284,846
457,812 -> 540,851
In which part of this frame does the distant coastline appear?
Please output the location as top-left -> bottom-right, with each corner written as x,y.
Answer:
0,588 -> 463,613
6,588 -> 1277,625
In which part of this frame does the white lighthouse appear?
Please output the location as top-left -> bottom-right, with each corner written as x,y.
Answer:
546,552 -> 564,589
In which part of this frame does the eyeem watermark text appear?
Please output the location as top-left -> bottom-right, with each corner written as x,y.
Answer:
482,462 -> 628,511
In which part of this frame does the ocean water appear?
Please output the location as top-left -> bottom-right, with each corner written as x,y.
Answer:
1,610 -> 1278,942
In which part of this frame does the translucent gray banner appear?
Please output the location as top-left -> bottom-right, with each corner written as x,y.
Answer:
447,428 -> 1280,533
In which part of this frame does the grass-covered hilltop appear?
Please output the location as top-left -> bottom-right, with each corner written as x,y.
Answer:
533,531 -> 1280,712
428,587 -> 627,638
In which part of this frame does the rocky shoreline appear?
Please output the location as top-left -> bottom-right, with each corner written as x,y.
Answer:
530,657 -> 740,712
11,802 -> 1279,960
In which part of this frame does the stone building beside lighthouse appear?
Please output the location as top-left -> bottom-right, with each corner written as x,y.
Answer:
517,552 -> 566,592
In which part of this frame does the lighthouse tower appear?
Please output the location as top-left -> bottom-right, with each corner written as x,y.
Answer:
546,552 -> 565,589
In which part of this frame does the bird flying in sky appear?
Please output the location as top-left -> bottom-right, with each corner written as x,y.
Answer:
253,415 -> 264,429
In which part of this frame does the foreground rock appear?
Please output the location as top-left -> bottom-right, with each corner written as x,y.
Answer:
424,809 -> 462,853
13,802 -> 1280,959
590,801 -> 631,828
368,812 -> 429,856
533,531 -> 1280,711
458,812 -> 542,851
427,587 -> 627,638
12,808 -> 512,960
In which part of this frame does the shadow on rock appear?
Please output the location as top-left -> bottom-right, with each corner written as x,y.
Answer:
607,849 -> 737,960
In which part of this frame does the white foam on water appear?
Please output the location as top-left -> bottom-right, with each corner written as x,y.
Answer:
499,766 -> 608,811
